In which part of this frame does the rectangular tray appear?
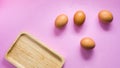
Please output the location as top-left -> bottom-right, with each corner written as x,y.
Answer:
5,33 -> 64,68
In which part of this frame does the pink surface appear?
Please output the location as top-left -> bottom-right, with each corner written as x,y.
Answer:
0,0 -> 120,68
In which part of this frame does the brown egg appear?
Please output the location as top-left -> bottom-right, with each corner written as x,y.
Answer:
80,37 -> 95,49
74,10 -> 86,25
55,14 -> 68,28
98,10 -> 113,23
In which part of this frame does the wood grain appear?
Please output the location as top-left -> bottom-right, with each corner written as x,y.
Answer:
5,33 -> 64,68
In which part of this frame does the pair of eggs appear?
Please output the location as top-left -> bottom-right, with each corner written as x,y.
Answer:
55,10 -> 85,28
55,10 -> 113,28
55,10 -> 113,50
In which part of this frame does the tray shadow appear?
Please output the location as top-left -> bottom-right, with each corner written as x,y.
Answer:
2,58 -> 15,68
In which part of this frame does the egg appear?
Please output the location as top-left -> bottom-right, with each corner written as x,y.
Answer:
98,10 -> 113,23
80,37 -> 95,49
74,10 -> 86,25
55,14 -> 68,28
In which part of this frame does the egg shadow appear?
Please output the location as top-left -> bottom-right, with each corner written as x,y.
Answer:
2,58 -> 15,68
80,47 -> 94,60
54,25 -> 66,36
99,20 -> 112,31
73,22 -> 84,33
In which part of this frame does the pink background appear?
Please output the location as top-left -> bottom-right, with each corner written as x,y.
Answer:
0,0 -> 120,68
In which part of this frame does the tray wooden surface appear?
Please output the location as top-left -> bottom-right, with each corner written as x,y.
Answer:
5,33 -> 64,68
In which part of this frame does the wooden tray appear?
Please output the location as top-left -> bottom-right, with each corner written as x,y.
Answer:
5,33 -> 64,68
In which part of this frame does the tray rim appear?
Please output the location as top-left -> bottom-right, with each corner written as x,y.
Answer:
5,32 -> 65,68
